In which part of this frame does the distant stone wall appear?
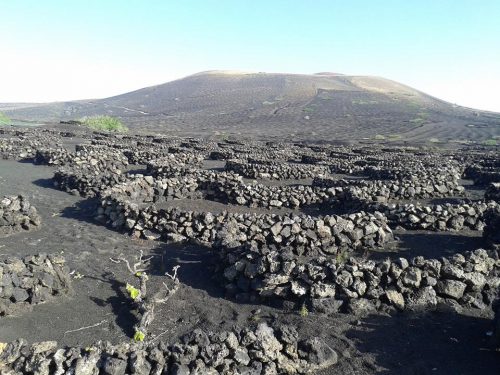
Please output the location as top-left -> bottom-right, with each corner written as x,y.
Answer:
0,253 -> 72,316
0,139 -> 49,161
225,159 -> 329,180
313,175 -> 464,201
145,153 -> 205,177
0,195 -> 41,237
33,147 -> 72,166
374,201 -> 498,231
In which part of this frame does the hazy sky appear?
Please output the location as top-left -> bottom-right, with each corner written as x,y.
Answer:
1,0 -> 499,112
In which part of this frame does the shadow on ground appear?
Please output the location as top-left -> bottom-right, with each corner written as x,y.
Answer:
149,242 -> 225,300
59,197 -> 101,225
346,311 -> 500,375
32,177 -> 57,189
88,273 -> 138,338
369,231 -> 485,260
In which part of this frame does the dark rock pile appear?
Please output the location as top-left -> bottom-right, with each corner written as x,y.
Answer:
219,245 -> 499,311
313,175 -> 464,201
0,128 -> 67,160
0,138 -> 51,161
0,253 -> 72,316
146,153 -> 205,177
374,201 -> 498,231
225,160 -> 329,180
53,147 -> 130,197
493,293 -> 500,347
0,195 -> 41,237
97,177 -> 393,254
228,182 -> 335,209
485,182 -> 500,203
483,206 -> 500,247
464,162 -> 500,186
33,147 -> 72,166
217,211 -> 392,256
0,323 -> 338,374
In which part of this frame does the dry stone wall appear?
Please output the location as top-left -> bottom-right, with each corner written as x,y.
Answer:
145,153 -> 205,177
53,148 -> 130,197
464,165 -> 500,185
219,244 -> 500,312
0,253 -> 72,316
225,160 -> 329,180
483,207 -> 500,247
485,183 -> 500,202
0,322 -> 338,375
33,147 -> 72,166
0,195 -> 41,237
313,176 -> 464,201
373,201 -> 499,231
97,177 -> 393,256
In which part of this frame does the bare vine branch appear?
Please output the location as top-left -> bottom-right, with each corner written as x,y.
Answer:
109,252 -> 180,341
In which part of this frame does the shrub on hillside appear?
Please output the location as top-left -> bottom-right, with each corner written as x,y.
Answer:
483,139 -> 497,146
0,112 -> 11,125
79,115 -> 128,132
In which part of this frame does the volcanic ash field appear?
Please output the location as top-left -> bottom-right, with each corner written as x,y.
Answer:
0,127 -> 499,374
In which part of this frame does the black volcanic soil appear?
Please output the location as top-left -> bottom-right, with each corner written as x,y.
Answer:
1,159 -> 499,374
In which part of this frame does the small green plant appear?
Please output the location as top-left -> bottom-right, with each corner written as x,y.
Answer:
133,330 -> 145,342
387,134 -> 402,141
110,251 -> 180,343
79,115 -> 128,132
409,117 -> 426,124
335,249 -> 349,264
249,314 -> 261,322
0,112 -> 11,125
126,283 -> 140,300
299,303 -> 309,317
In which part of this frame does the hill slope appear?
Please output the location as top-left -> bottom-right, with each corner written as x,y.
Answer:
2,71 -> 499,142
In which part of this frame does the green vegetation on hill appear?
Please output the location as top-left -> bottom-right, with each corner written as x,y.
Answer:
483,138 -> 497,146
79,115 -> 128,132
0,112 -> 11,125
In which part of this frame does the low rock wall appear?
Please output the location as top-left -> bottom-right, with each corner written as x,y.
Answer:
33,147 -> 72,166
464,165 -> 500,185
97,179 -> 393,256
0,195 -> 41,237
0,253 -> 72,316
485,183 -> 500,203
484,207 -> 500,247
0,323 -> 337,374
225,160 -> 329,180
374,201 -> 498,231
145,153 -> 205,177
313,176 -> 464,201
220,245 -> 500,312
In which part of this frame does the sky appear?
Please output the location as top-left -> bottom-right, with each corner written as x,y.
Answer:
1,0 -> 499,112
